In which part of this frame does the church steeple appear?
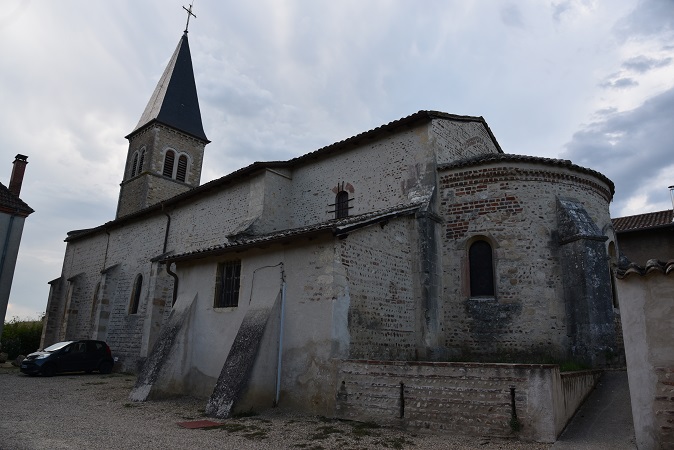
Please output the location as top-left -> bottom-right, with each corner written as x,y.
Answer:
128,32 -> 208,142
116,22 -> 209,219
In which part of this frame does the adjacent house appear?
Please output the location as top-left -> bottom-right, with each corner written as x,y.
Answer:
0,155 -> 34,341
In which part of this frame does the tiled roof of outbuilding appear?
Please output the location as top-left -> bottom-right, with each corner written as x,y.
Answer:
438,153 -> 615,196
616,259 -> 674,279
160,202 -> 424,263
612,209 -> 673,233
0,182 -> 33,217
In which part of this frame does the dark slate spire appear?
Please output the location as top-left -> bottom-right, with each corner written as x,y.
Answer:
129,33 -> 208,142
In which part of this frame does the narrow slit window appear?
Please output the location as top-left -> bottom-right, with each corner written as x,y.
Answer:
163,150 -> 175,178
176,155 -> 188,182
214,261 -> 241,308
129,274 -> 143,315
469,240 -> 494,297
335,191 -> 349,219
131,153 -> 139,177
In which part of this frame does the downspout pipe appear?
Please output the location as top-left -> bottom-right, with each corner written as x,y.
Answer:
274,265 -> 287,407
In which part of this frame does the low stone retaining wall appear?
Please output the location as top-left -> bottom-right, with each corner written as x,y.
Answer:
334,360 -> 601,443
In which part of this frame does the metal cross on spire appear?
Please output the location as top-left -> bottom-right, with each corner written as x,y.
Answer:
183,2 -> 196,33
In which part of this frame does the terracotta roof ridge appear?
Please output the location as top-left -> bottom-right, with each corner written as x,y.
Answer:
616,258 -> 674,278
612,209 -> 673,232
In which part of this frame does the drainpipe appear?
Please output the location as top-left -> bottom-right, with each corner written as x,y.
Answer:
165,261 -> 179,306
274,265 -> 287,407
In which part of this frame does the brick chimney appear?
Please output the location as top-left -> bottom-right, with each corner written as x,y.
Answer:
9,154 -> 28,197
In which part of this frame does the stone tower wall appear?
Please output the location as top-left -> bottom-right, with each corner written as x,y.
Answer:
117,124 -> 206,218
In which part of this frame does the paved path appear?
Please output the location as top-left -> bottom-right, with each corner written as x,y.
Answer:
553,370 -> 636,449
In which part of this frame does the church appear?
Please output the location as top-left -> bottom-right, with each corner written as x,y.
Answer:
42,26 -> 620,434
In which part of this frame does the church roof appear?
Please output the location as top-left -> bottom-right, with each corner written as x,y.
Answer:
438,153 -> 615,197
0,182 -> 33,217
128,33 -> 208,142
160,202 -> 424,263
612,209 -> 674,233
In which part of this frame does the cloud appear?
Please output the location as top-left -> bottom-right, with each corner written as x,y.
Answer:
622,55 -> 672,73
500,4 -> 525,29
562,86 -> 674,214
615,0 -> 674,39
600,77 -> 639,89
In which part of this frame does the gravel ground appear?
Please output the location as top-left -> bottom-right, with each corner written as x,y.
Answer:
0,364 -> 551,450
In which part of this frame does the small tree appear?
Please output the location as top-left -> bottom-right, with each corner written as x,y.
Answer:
1,317 -> 44,360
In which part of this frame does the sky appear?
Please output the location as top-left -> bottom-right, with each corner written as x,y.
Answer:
1,0 -> 673,320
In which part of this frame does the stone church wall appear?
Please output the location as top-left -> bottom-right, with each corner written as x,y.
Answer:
438,161 -> 613,362
166,179 -> 255,252
431,119 -> 501,165
42,233 -> 108,345
287,125 -> 437,226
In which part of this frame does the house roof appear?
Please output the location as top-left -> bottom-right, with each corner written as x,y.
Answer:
66,110 -> 497,242
612,209 -> 673,233
160,202 -> 424,263
616,259 -> 674,279
127,33 -> 208,142
0,182 -> 33,217
438,153 -> 615,196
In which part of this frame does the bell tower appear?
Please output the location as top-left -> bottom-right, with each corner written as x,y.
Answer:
116,19 -> 209,218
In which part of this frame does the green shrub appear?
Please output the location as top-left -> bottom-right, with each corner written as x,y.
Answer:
1,317 -> 44,360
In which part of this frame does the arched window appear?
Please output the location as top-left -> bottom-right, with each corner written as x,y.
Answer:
163,150 -> 175,177
131,153 -> 139,177
129,274 -> 143,315
137,148 -> 145,175
469,240 -> 494,297
335,191 -> 349,219
176,155 -> 188,182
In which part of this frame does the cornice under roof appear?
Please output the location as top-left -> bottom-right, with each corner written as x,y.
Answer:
438,153 -> 615,196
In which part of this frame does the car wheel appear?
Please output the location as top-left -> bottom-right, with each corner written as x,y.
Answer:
99,361 -> 113,374
41,364 -> 56,377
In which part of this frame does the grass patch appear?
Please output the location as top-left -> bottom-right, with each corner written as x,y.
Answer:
380,436 -> 415,449
242,429 -> 268,440
310,425 -> 342,440
351,421 -> 381,437
232,409 -> 258,418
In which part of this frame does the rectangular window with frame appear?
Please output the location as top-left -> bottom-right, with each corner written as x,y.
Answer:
214,261 -> 241,308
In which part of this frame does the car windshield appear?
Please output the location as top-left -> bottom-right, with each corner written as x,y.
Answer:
43,341 -> 74,352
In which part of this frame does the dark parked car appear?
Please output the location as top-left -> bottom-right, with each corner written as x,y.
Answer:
20,340 -> 114,377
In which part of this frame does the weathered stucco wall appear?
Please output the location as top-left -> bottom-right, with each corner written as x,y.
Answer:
618,272 -> 674,450
340,217 -> 419,360
334,360 -> 600,442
